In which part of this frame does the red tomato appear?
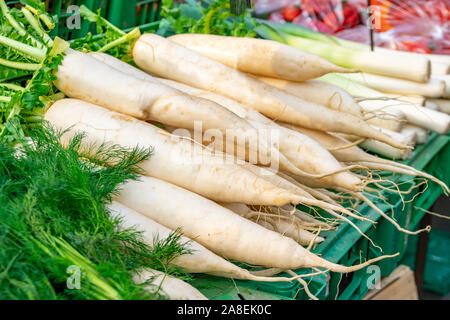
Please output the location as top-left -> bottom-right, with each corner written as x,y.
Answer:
342,4 -> 361,29
396,40 -> 434,54
282,6 -> 302,22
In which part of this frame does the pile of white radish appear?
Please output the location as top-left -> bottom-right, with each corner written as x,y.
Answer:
43,34 -> 450,300
168,34 -> 450,158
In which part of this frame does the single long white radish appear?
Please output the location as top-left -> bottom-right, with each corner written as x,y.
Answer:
114,175 -> 397,272
168,33 -> 354,81
132,34 -> 408,150
109,201 -> 303,282
338,73 -> 446,98
134,269 -> 208,300
257,77 -> 363,117
55,49 -> 280,168
45,99 -> 308,206
88,52 -> 364,191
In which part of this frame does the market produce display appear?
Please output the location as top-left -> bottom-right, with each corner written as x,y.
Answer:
1,0 -> 449,300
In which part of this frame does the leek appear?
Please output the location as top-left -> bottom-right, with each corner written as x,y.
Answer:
255,25 -> 430,83
319,74 -> 450,135
338,73 -> 445,98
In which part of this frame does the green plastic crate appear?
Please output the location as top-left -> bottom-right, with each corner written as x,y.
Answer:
109,0 -> 162,31
190,273 -> 325,300
399,134 -> 450,296
309,133 -> 449,300
5,0 -> 161,40
321,178 -> 416,300
402,229 -> 450,296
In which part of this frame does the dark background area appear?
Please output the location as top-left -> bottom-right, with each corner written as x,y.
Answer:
422,195 -> 450,300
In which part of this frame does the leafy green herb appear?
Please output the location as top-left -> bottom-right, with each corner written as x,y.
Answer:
0,37 -> 66,145
0,0 -> 59,144
158,0 -> 258,37
0,125 -> 191,300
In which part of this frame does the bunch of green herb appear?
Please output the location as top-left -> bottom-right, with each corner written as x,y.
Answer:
0,125 -> 191,300
158,0 -> 258,37
0,0 -> 60,144
0,0 -> 54,80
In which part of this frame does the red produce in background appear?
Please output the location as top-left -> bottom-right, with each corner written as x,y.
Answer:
282,5 -> 302,21
254,0 -> 449,54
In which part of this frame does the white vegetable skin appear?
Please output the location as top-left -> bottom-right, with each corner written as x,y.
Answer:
109,201 -> 295,281
257,77 -> 362,116
222,203 -> 325,246
432,75 -> 450,98
340,126 -> 416,159
371,126 -> 416,147
109,201 -> 247,276
338,72 -> 445,98
132,34 -> 408,150
365,115 -> 406,132
286,124 -> 412,161
427,98 -> 450,114
384,94 -> 425,106
168,33 -> 354,81
343,136 -> 412,160
402,125 -> 428,145
425,101 -> 439,111
134,269 -> 207,300
45,99 -> 304,206
431,61 -> 450,76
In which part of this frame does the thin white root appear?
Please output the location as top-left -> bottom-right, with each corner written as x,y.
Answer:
287,270 -> 319,300
352,192 -> 431,235
414,206 -> 450,220
307,227 -> 322,251
322,208 -> 382,252
327,138 -> 366,151
354,161 -> 449,195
